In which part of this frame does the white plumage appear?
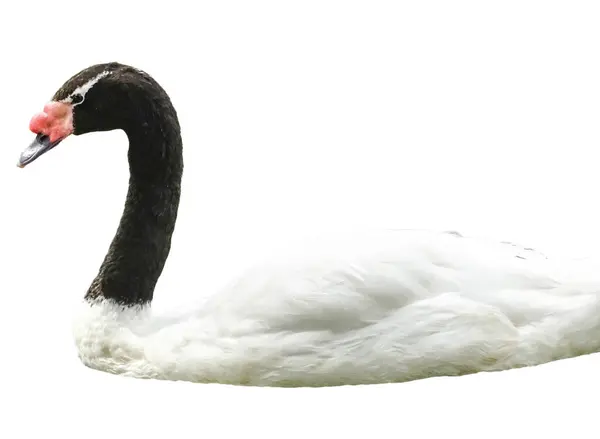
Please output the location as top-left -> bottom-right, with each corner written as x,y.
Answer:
73,229 -> 600,386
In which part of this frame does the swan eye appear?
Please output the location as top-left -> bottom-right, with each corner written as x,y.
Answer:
71,93 -> 84,105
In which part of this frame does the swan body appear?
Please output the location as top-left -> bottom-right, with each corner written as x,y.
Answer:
19,62 -> 600,386
73,229 -> 600,386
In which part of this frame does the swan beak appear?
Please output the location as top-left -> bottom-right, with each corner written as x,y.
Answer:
17,134 -> 64,168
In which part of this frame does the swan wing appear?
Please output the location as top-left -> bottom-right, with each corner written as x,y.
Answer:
204,230 -> 574,336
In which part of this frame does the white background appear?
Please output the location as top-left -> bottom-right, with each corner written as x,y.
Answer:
2,0 -> 600,437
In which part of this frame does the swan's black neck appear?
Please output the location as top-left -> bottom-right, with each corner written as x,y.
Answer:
85,83 -> 183,306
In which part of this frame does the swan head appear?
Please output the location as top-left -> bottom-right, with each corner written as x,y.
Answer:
18,62 -> 163,168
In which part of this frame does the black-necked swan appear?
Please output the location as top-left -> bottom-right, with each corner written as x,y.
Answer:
17,62 -> 600,386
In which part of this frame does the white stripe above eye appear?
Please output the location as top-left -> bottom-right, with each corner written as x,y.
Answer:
63,70 -> 112,105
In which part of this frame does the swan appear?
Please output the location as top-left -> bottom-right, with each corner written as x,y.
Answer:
17,61 -> 600,387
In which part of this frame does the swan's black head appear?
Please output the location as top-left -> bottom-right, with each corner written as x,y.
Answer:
18,62 -> 177,168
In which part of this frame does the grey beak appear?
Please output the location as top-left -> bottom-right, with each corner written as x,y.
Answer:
18,134 -> 63,168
